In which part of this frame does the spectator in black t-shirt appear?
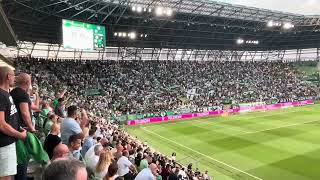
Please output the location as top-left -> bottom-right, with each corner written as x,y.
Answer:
0,66 -> 27,180
10,73 -> 35,180
10,73 -> 36,132
44,123 -> 61,159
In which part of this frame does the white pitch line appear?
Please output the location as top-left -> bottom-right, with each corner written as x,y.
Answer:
141,127 -> 263,180
243,119 -> 320,135
231,108 -> 301,121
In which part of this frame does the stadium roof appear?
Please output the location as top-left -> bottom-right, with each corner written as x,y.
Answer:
216,0 -> 320,16
0,4 -> 17,47
3,0 -> 320,51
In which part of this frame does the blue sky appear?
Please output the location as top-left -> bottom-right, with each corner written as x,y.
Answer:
216,0 -> 320,15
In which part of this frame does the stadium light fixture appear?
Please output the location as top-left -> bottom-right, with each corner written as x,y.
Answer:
155,7 -> 163,16
114,32 -> 118,36
148,8 -> 152,13
144,34 -> 148,38
267,20 -> 273,27
236,38 -> 244,44
137,6 -> 142,13
140,34 -> 144,37
283,22 -> 294,30
129,32 -> 137,39
123,32 -> 127,37
132,6 -> 136,12
166,9 -> 173,17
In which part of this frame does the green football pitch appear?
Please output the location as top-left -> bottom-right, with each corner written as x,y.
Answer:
126,104 -> 320,180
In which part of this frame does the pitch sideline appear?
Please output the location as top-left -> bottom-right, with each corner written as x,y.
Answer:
141,127 -> 263,180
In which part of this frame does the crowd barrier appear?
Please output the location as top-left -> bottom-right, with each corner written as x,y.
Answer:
127,100 -> 314,126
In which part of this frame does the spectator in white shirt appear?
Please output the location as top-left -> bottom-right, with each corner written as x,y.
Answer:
117,150 -> 137,179
84,138 -> 109,163
134,163 -> 158,180
86,144 -> 103,171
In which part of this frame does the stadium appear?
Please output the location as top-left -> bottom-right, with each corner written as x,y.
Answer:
0,0 -> 320,180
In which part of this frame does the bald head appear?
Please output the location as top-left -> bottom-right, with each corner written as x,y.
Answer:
0,66 -> 14,87
16,73 -> 31,87
52,143 -> 69,160
149,163 -> 158,176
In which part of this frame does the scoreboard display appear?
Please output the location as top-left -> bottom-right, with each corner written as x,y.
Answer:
62,19 -> 106,50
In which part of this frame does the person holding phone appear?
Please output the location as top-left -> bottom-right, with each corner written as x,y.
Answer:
0,67 -> 27,180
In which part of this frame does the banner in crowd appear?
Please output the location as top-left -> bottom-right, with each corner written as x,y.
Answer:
127,99 -> 314,126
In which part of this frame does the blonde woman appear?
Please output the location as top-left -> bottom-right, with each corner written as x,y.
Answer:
95,150 -> 113,180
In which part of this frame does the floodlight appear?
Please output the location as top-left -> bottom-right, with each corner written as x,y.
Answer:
129,32 -> 137,39
283,22 -> 294,29
137,6 -> 142,13
166,8 -> 173,16
267,20 -> 273,27
236,38 -> 244,44
155,7 -> 163,16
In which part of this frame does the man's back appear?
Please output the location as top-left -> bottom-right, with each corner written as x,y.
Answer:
10,87 -> 31,128
60,117 -> 81,144
117,156 -> 132,176
134,168 -> 153,180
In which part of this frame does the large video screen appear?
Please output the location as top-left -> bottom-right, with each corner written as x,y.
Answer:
62,19 -> 106,50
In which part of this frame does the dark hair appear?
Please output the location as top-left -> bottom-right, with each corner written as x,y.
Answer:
67,105 -> 78,117
88,128 -> 96,136
106,162 -> 118,177
96,137 -> 102,142
68,133 -> 84,145
58,97 -> 64,103
129,150 -> 135,156
42,158 -> 86,180
115,177 -> 124,180
48,114 -> 56,120
122,150 -> 129,157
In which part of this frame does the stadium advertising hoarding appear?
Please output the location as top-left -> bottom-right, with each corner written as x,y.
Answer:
127,100 -> 314,125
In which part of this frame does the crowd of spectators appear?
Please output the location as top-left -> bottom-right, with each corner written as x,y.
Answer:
0,62 -> 213,180
0,57 -> 317,180
15,57 -> 317,119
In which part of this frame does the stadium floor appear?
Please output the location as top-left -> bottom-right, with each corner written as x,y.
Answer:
126,104 -> 320,180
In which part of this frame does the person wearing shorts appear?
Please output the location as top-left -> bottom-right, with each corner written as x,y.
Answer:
0,66 -> 27,180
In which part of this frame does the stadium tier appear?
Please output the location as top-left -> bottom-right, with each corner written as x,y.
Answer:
1,0 -> 320,180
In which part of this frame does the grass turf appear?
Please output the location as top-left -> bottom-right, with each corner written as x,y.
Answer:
126,104 -> 320,180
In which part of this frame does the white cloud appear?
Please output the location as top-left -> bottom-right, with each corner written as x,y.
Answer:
216,0 -> 320,15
